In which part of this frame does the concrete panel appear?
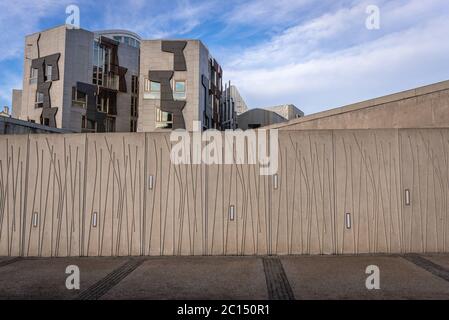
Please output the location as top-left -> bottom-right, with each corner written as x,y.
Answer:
0,257 -> 127,299
282,255 -> 449,299
400,129 -> 449,253
271,80 -> 449,131
334,130 -> 402,254
1,129 -> 449,257
101,257 -> 268,300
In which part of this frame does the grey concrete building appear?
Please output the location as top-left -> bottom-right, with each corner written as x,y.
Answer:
13,25 -> 232,133
138,39 -> 224,132
229,85 -> 248,115
220,83 -> 249,130
13,25 -> 140,133
237,104 -> 304,130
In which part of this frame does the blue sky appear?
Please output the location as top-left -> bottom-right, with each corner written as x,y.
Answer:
1,0 -> 449,115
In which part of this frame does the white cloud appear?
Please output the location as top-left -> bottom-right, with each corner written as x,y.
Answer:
0,0 -> 73,107
98,0 -> 216,38
223,0 -> 449,113
0,0 -> 72,61
224,0 -> 312,27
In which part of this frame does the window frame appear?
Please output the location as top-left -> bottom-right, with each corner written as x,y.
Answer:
72,87 -> 87,108
143,78 -> 161,100
173,80 -> 186,100
30,68 -> 38,84
45,64 -> 53,82
35,91 -> 44,108
155,108 -> 173,129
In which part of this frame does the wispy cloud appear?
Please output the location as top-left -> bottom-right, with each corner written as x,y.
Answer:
96,0 -> 217,38
0,0 -> 73,108
0,0 -> 72,61
223,0 -> 449,112
1,0 -> 448,114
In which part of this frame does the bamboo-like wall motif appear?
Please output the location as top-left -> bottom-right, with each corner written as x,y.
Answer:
0,129 -> 448,257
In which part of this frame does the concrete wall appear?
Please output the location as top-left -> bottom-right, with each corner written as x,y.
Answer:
237,108 -> 286,130
267,104 -> 304,120
270,80 -> 449,130
1,129 -> 448,257
231,85 -> 248,115
12,90 -> 22,118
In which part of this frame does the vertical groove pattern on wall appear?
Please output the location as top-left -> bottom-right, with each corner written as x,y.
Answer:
0,129 -> 448,257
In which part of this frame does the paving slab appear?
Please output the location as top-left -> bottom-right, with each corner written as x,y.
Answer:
281,255 -> 449,300
0,257 -> 20,265
423,254 -> 449,270
101,257 -> 268,300
0,257 -> 128,300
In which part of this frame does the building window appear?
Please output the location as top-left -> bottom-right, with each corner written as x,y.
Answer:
30,68 -> 38,84
131,75 -> 139,95
131,96 -> 138,117
42,117 -> 50,126
97,96 -> 109,113
92,40 -> 114,87
72,87 -> 87,108
155,108 -> 173,129
45,65 -> 53,82
105,116 -> 116,132
130,119 -> 137,132
81,115 -> 96,132
143,78 -> 160,99
35,92 -> 44,108
173,80 -> 186,100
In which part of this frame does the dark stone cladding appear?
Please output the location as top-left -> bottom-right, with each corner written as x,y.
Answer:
161,41 -> 187,72
31,53 -> 61,128
149,71 -> 186,129
76,82 -> 107,132
201,75 -> 212,120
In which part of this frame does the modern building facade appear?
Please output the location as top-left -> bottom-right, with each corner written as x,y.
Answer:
229,85 -> 248,116
219,83 -> 249,130
237,104 -> 304,130
12,25 -> 140,133
12,25 -> 236,133
138,39 -> 223,132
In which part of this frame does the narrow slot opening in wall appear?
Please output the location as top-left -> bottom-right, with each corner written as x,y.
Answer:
229,205 -> 235,221
345,213 -> 352,229
33,212 -> 39,228
273,174 -> 279,190
92,212 -> 98,228
405,189 -> 411,206
149,175 -> 154,190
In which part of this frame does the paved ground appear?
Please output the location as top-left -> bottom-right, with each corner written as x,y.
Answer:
0,254 -> 449,300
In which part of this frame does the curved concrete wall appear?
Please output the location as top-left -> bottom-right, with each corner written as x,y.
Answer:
0,129 -> 448,257
269,80 -> 449,130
